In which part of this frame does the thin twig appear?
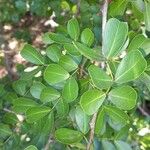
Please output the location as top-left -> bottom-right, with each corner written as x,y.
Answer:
3,108 -> 16,115
86,113 -> 98,150
138,106 -> 149,117
44,134 -> 53,150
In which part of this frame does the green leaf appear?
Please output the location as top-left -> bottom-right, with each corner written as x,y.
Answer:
62,77 -> 78,103
59,55 -> 78,72
80,89 -> 106,115
55,128 -> 83,144
24,145 -> 38,150
55,98 -> 69,117
140,72 -> 150,91
40,87 -> 60,103
12,80 -> 27,96
30,82 -> 46,99
0,123 -> 12,137
13,97 -> 38,113
114,141 -> 132,150
67,18 -> 80,41
102,140 -> 116,150
42,32 -> 54,44
144,1 -> 150,32
46,44 -> 62,62
21,44 -> 45,65
115,50 -> 147,84
49,33 -> 71,44
88,65 -> 112,89
104,106 -> 129,128
109,0 -> 128,17
64,43 -> 81,56
102,18 -> 128,58
75,106 -> 90,134
81,28 -> 94,47
95,108 -> 105,135
44,64 -> 70,85
26,106 -> 51,123
128,34 -> 150,56
108,85 -> 137,110
3,113 -> 18,125
73,41 -> 104,61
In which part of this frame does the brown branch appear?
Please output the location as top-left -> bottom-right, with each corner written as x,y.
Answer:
86,113 -> 98,150
44,134 -> 54,150
138,106 -> 149,117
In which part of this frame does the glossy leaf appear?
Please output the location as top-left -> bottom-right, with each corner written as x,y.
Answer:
67,18 -> 80,41
115,50 -> 147,84
44,64 -> 70,85
46,44 -> 62,62
13,97 -> 38,113
108,85 -> 137,110
30,82 -> 46,99
26,106 -> 51,123
88,65 -> 112,89
102,18 -> 128,58
59,55 -> 78,72
128,34 -> 150,56
73,41 -> 104,61
21,44 -> 45,65
55,128 -> 83,144
80,89 -> 106,115
62,77 -> 78,103
40,87 -> 60,102
81,28 -> 94,47
75,106 -> 90,134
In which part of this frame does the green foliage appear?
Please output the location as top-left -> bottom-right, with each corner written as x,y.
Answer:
1,0 -> 150,149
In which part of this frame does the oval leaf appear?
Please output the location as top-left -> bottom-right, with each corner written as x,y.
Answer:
44,64 -> 70,85
88,65 -> 112,89
24,145 -> 38,150
67,18 -> 80,41
30,82 -> 46,99
59,55 -> 78,72
75,106 -> 90,134
80,89 -> 106,115
26,106 -> 51,123
40,87 -> 60,103
62,77 -> 78,103
102,18 -> 128,58
73,42 -> 104,61
55,128 -> 83,144
115,50 -> 147,84
81,28 -> 94,47
21,44 -> 45,65
108,85 -> 137,110
46,44 -> 62,62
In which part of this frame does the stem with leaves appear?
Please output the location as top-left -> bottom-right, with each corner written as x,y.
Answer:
86,0 -> 108,150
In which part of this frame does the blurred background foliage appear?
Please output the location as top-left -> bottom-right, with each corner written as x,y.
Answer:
0,0 -> 150,150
